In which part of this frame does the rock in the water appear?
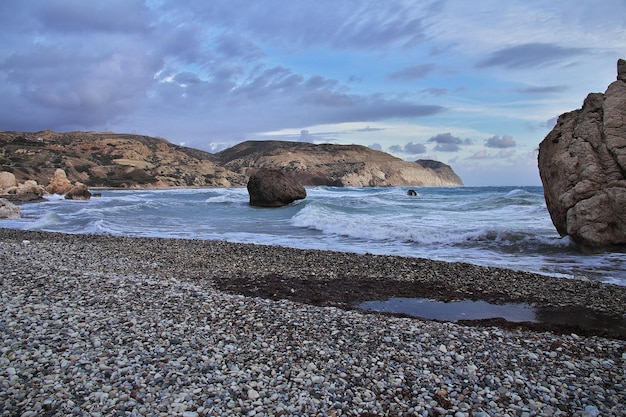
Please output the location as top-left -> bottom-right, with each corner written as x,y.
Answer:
538,59 -> 626,247
247,169 -> 306,207
0,198 -> 20,219
65,182 -> 92,200
46,168 -> 73,195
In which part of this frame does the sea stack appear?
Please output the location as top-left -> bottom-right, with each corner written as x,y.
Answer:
538,59 -> 626,247
247,168 -> 307,207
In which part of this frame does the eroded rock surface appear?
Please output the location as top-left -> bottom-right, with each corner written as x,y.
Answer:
247,168 -> 306,207
538,59 -> 626,247
65,182 -> 92,200
46,168 -> 73,195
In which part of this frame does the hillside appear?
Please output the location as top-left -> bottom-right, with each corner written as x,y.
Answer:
0,130 -> 245,187
216,141 -> 463,187
0,130 -> 463,188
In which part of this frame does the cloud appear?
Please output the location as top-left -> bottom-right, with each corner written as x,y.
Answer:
477,43 -> 586,69
404,141 -> 427,154
298,130 -> 315,142
427,133 -> 472,152
467,149 -> 515,160
545,116 -> 559,129
1,41 -> 163,128
517,85 -> 568,94
369,143 -> 383,151
389,64 -> 435,81
420,87 -> 447,97
354,126 -> 386,132
485,135 -> 516,148
179,0 -> 433,51
468,150 -> 490,160
36,0 -> 152,33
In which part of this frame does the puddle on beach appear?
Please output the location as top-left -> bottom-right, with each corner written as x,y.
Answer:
357,298 -> 626,337
358,298 -> 537,322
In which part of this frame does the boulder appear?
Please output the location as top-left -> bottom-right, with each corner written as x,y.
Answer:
65,182 -> 92,200
2,180 -> 47,202
0,198 -> 20,219
538,59 -> 626,247
0,171 -> 17,191
247,168 -> 307,207
46,168 -> 73,195
18,180 -> 46,196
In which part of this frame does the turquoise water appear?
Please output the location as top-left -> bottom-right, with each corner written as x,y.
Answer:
3,186 -> 625,285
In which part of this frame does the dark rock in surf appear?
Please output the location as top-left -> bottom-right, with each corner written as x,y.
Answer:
247,169 -> 306,208
538,59 -> 626,247
65,182 -> 92,200
407,189 -> 417,196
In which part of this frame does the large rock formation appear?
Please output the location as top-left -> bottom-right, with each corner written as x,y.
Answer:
0,173 -> 47,202
217,141 -> 463,187
46,168 -> 73,195
247,169 -> 307,207
538,59 -> 626,247
65,183 -> 92,200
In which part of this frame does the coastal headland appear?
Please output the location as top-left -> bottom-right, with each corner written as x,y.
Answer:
1,229 -> 625,416
0,130 -> 462,189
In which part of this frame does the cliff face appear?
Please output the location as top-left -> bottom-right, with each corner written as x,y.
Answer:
216,141 -> 463,187
538,59 -> 626,247
0,131 -> 463,188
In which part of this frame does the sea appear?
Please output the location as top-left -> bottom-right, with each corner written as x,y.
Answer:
2,186 -> 625,286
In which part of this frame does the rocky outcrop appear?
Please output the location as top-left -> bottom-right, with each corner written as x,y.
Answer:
46,168 -> 73,195
414,160 -> 463,185
538,59 -> 626,247
0,173 -> 47,202
217,141 -> 463,187
0,198 -> 20,219
247,169 -> 307,207
65,183 -> 92,200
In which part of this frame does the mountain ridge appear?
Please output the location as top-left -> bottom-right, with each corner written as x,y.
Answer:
0,130 -> 463,188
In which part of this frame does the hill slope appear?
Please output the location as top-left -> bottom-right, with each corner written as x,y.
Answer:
0,130 -> 245,187
1,131 -> 462,188
216,140 -> 463,187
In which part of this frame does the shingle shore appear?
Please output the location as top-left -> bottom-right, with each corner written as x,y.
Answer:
1,229 -> 625,416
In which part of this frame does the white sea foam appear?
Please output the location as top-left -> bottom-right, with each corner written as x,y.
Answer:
2,186 -> 624,285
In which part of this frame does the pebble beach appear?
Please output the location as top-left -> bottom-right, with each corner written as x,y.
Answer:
1,229 -> 625,416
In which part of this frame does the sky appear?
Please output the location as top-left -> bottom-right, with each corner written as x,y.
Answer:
0,1 -> 624,186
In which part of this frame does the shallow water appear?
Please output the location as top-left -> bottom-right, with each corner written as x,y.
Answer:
357,298 -> 626,336
358,298 -> 537,323
3,186 -> 625,285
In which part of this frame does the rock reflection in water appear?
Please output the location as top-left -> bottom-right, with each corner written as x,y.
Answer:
358,298 -> 626,337
358,298 -> 537,323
